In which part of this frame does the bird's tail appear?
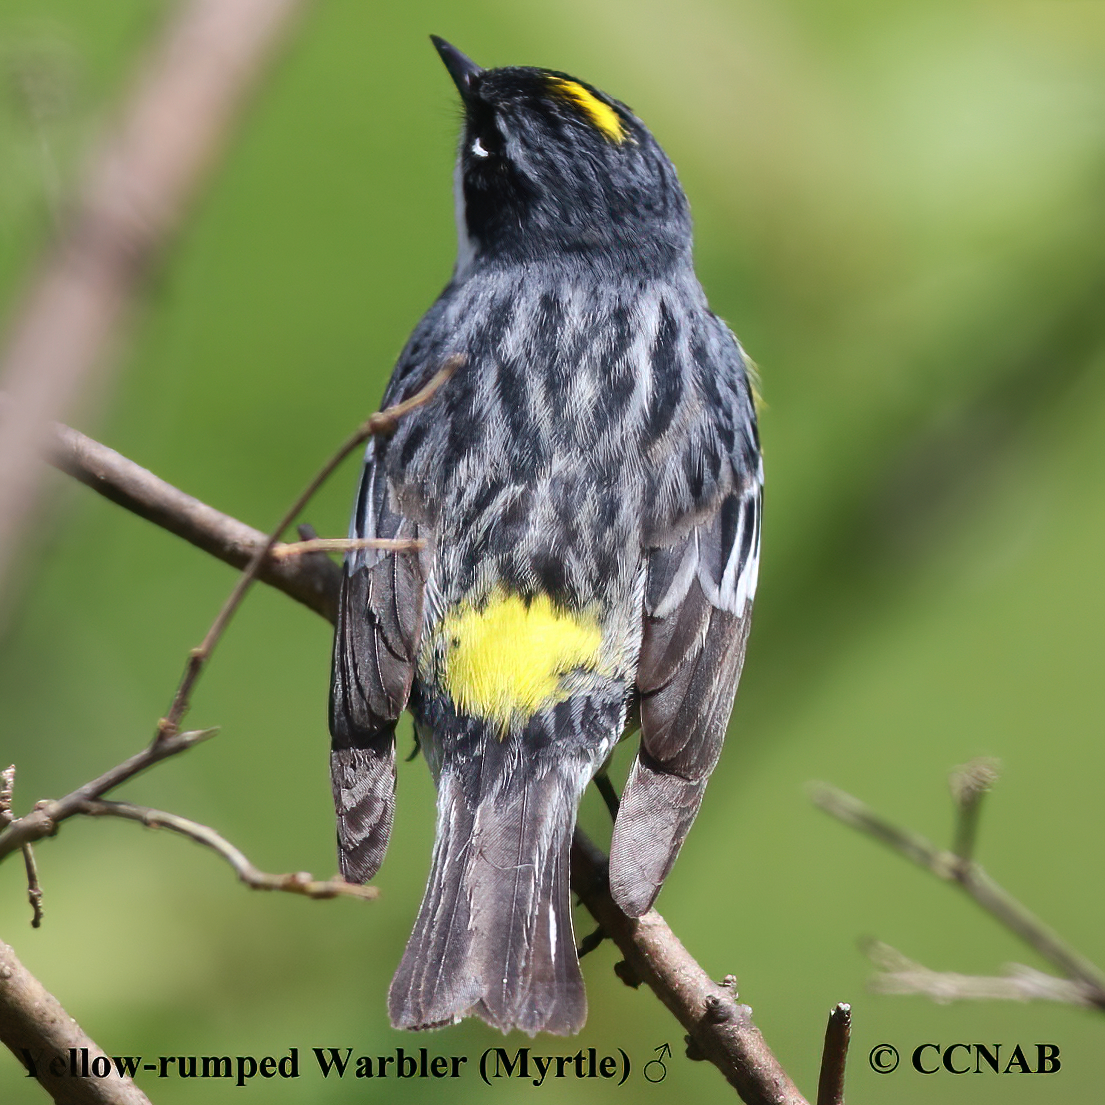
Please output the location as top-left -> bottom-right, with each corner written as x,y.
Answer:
388,743 -> 587,1036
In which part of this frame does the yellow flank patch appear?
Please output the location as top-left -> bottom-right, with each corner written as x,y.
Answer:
440,590 -> 602,726
547,77 -> 627,144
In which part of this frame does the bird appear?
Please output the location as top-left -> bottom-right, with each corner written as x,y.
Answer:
328,36 -> 762,1037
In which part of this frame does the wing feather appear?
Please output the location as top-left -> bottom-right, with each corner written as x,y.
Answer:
610,477 -> 760,916
329,442 -> 427,882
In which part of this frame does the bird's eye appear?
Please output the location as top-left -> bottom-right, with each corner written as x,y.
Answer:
466,104 -> 503,161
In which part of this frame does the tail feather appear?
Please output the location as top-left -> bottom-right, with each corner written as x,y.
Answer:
388,773 -> 483,1029
389,758 -> 586,1036
483,819 -> 583,1035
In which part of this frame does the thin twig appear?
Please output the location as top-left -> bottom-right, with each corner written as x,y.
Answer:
958,865 -> 1105,1008
815,1003 -> 850,1105
21,845 -> 43,928
0,767 -> 44,926
949,757 -> 999,865
39,411 -> 340,620
864,940 -> 1097,1008
0,728 -> 217,863
811,781 -> 1105,1009
76,800 -> 377,901
155,356 -> 459,746
810,783 -> 959,876
269,536 -> 425,558
0,766 -> 14,825
593,770 -> 620,821
576,924 -> 607,959
0,363 -> 456,862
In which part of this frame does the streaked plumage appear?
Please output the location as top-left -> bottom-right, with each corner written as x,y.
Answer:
329,38 -> 762,1036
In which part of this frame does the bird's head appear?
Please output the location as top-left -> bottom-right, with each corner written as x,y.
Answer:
432,37 -> 692,277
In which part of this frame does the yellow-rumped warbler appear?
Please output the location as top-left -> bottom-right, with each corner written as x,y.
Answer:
329,37 -> 762,1036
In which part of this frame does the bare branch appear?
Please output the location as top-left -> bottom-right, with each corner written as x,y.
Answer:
570,832 -> 810,1104
0,728 -> 217,863
815,1003 -> 850,1105
949,757 -> 999,864
29,411 -> 828,1102
0,768 -> 43,928
864,941 -> 1097,1008
269,536 -> 425,558
0,767 -> 13,825
0,362 -> 456,863
811,781 -> 1105,1009
810,783 -> 958,876
0,937 -> 152,1104
76,800 -> 377,901
155,355 -> 459,746
21,846 -> 44,929
0,0 -> 313,605
592,770 -> 620,821
41,414 -> 341,620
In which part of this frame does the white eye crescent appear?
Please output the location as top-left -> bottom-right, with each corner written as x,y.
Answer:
471,136 -> 490,159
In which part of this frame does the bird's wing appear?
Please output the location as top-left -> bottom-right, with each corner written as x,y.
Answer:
329,436 -> 427,883
609,443 -> 761,917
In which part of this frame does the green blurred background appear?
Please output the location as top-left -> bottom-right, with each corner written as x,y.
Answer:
2,1 -> 1104,1102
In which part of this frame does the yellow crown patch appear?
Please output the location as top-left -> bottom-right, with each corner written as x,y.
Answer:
547,77 -> 628,144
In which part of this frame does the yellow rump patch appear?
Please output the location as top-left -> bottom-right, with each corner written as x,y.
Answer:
547,77 -> 627,144
440,590 -> 602,726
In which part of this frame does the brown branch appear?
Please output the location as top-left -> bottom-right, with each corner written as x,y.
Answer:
0,362 -> 456,865
269,536 -> 425,558
76,800 -> 377,901
40,415 -> 831,1102
0,767 -> 13,825
0,768 -> 44,927
811,780 -> 1105,1010
864,940 -> 1097,1008
0,937 -> 152,1104
0,728 -> 217,863
21,845 -> 44,929
44,415 -> 341,620
0,0 -> 313,604
155,356 -> 459,746
571,832 -> 809,1104
21,416 -> 423,612
949,757 -> 999,865
815,1003 -> 850,1105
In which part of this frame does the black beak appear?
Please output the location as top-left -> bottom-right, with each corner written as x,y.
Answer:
430,36 -> 482,101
